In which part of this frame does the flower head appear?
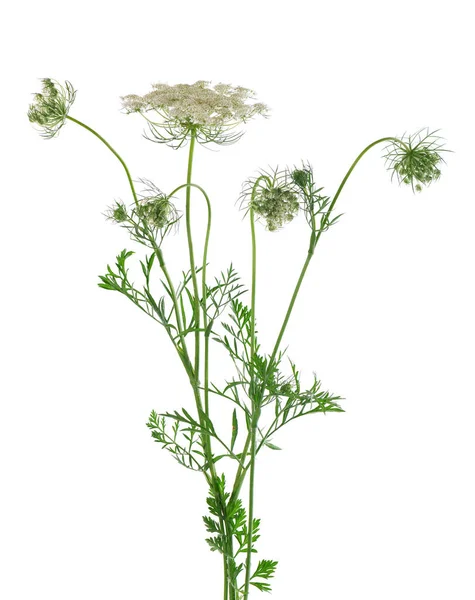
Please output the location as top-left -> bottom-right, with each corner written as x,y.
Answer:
121,81 -> 269,147
136,194 -> 172,229
28,79 -> 76,139
106,180 -> 180,248
384,128 -> 448,192
291,167 -> 312,189
107,202 -> 129,224
241,168 -> 300,231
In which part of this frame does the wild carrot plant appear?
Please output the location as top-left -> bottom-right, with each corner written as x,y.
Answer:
29,78 -> 448,599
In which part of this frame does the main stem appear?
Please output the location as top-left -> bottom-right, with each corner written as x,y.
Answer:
185,130 -> 201,378
180,138 -> 233,599
243,203 -> 259,600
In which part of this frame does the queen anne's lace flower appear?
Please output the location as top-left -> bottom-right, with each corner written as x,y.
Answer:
240,168 -> 301,231
252,186 -> 300,231
28,79 -> 76,139
384,129 -> 447,192
121,81 -> 268,147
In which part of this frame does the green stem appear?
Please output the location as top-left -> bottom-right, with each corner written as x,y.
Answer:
268,136 -> 404,370
153,244 -> 194,376
227,176 -> 271,514
184,131 -> 201,379
177,143 -> 233,599
244,201 -> 259,600
65,115 -> 139,206
223,555 -> 229,600
201,186 -> 212,415
229,137 -> 407,510
168,182 -> 212,417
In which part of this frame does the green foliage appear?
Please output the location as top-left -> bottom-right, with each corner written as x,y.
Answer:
146,409 -> 206,472
214,298 -> 278,401
257,361 -> 344,452
293,162 -> 342,237
231,409 -> 238,452
250,559 -> 278,593
98,249 -> 173,330
203,264 -> 246,324
203,474 -> 231,557
203,475 -> 276,595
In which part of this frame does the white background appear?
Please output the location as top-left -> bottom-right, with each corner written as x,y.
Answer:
1,1 -> 474,599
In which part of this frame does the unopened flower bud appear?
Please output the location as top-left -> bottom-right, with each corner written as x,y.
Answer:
291,168 -> 311,189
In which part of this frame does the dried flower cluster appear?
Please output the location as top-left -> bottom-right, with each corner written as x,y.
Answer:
122,81 -> 268,146
28,79 -> 76,139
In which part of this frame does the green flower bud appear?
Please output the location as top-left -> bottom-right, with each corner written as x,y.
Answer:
291,168 -> 311,189
251,186 -> 299,231
137,195 -> 172,229
384,128 -> 448,192
28,78 -> 76,139
111,203 -> 128,223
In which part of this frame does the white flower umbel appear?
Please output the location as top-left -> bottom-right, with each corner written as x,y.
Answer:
121,81 -> 269,147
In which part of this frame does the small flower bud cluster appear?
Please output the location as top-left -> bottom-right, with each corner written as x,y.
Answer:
384,129 -> 447,192
106,179 -> 179,249
251,186 -> 300,231
291,168 -> 311,189
136,194 -> 172,229
393,148 -> 442,192
28,79 -> 76,139
110,202 -> 128,223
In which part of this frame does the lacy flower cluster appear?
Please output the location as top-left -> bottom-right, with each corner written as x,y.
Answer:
121,81 -> 268,146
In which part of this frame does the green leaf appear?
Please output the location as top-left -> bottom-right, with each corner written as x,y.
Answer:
205,319 -> 214,337
205,535 -> 225,554
264,441 -> 282,451
250,581 -> 272,592
197,407 -> 216,436
203,515 -> 221,534
251,559 -> 278,580
231,408 -> 238,451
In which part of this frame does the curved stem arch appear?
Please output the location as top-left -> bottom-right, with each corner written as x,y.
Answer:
269,135 -> 407,367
